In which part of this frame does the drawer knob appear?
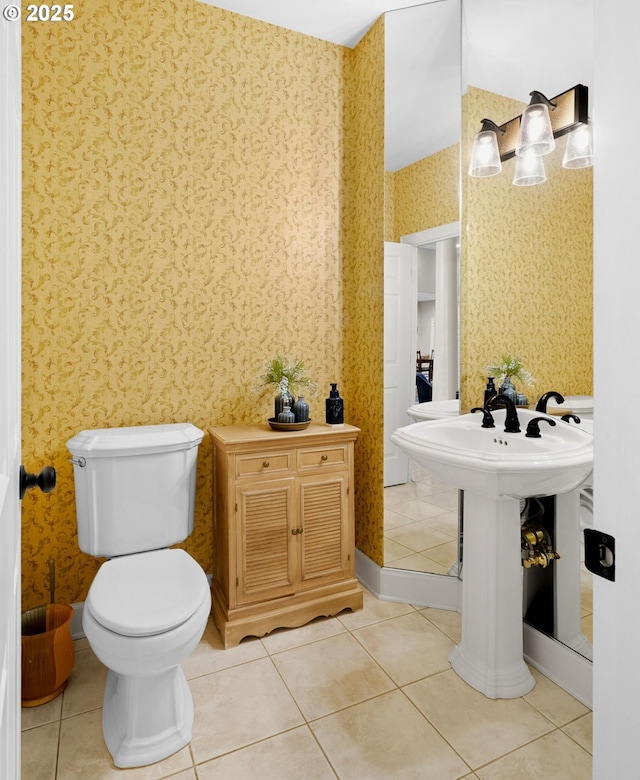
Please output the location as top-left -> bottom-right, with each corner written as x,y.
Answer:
262,461 -> 270,468
321,454 -> 328,462
291,527 -> 304,535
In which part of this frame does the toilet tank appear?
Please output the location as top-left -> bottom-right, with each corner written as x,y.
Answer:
66,423 -> 204,557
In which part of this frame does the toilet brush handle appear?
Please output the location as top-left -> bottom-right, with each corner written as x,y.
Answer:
49,559 -> 56,604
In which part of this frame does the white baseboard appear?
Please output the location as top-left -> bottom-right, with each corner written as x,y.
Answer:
70,601 -> 84,640
523,622 -> 593,708
355,548 -> 461,610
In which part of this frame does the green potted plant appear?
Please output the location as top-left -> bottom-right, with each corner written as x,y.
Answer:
257,356 -> 317,421
484,354 -> 535,405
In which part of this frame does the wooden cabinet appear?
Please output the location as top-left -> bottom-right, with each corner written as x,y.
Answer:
210,423 -> 363,648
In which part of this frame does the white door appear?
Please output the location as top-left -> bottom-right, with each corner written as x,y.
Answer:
592,1 -> 640,775
383,242 -> 415,487
0,7 -> 22,776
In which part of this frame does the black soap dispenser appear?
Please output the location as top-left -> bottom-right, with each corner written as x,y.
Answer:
484,377 -> 496,405
325,383 -> 344,425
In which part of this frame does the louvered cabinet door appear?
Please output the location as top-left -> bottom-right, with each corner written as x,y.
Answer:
298,473 -> 352,588
236,478 -> 296,605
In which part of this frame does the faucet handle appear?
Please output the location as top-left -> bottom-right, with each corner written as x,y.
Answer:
471,407 -> 495,428
525,416 -> 557,438
561,414 -> 581,424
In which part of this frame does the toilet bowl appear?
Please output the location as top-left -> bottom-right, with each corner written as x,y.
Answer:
83,548 -> 211,768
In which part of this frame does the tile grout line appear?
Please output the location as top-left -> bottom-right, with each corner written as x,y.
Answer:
469,723 -> 590,775
396,673 -> 474,777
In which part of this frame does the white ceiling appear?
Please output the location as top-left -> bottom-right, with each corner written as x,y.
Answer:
196,0 -> 435,48
197,0 -> 593,171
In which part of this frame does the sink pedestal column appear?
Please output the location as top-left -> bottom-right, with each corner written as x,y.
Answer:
449,492 -> 535,699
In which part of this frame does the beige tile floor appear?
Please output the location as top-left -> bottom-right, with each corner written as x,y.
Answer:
22,589 -> 592,779
384,475 -> 460,574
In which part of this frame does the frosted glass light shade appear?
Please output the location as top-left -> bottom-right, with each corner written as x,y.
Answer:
468,130 -> 502,177
562,123 -> 593,168
516,103 -> 555,157
513,153 -> 546,186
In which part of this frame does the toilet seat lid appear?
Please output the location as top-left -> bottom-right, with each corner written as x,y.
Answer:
87,548 -> 209,637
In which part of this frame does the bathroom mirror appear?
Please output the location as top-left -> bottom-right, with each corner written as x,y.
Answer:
383,0 -> 595,663
462,0 -> 594,659
383,1 -> 462,577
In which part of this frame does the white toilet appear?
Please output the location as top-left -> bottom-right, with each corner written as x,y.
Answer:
66,423 -> 211,769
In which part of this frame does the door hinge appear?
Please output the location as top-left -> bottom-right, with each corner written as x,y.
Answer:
584,529 -> 615,581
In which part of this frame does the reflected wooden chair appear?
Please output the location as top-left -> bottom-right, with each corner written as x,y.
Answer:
416,351 -> 433,382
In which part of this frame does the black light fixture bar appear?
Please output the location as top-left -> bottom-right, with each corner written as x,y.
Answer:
494,84 -> 589,162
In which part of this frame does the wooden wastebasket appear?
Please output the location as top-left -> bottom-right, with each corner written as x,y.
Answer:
21,604 -> 75,707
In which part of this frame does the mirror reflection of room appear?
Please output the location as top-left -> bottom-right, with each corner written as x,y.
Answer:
383,0 -> 461,576
383,0 -> 594,664
461,0 -> 593,660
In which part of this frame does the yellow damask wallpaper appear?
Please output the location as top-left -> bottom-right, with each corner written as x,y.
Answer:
343,17 -> 386,566
384,170 -> 395,242
21,0 -> 378,608
460,86 -> 593,411
388,145 -> 460,241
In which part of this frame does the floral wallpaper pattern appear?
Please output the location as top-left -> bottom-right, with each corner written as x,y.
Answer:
21,0 -> 367,607
389,145 -> 460,241
343,17 -> 386,566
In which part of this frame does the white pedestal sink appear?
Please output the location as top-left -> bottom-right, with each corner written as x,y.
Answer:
391,407 -> 593,698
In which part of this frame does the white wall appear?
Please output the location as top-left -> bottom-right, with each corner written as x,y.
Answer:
417,300 -> 435,355
592,1 -> 640,776
417,246 -> 435,294
417,247 -> 435,357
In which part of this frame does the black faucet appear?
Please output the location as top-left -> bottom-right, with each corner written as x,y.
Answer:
525,416 -> 557,438
561,413 -> 581,424
487,394 -> 521,433
470,407 -> 495,428
535,391 -> 565,413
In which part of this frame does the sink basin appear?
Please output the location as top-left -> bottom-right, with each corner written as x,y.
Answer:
407,398 -> 460,422
391,407 -> 593,499
546,394 -> 594,419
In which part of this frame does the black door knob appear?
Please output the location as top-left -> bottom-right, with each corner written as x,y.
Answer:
19,465 -> 56,500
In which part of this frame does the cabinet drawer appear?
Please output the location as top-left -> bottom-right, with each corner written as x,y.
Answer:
236,452 -> 292,478
297,445 -> 348,471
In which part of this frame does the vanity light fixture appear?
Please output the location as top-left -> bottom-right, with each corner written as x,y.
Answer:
468,84 -> 591,184
468,119 -> 505,177
513,152 -> 546,187
562,121 -> 594,169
